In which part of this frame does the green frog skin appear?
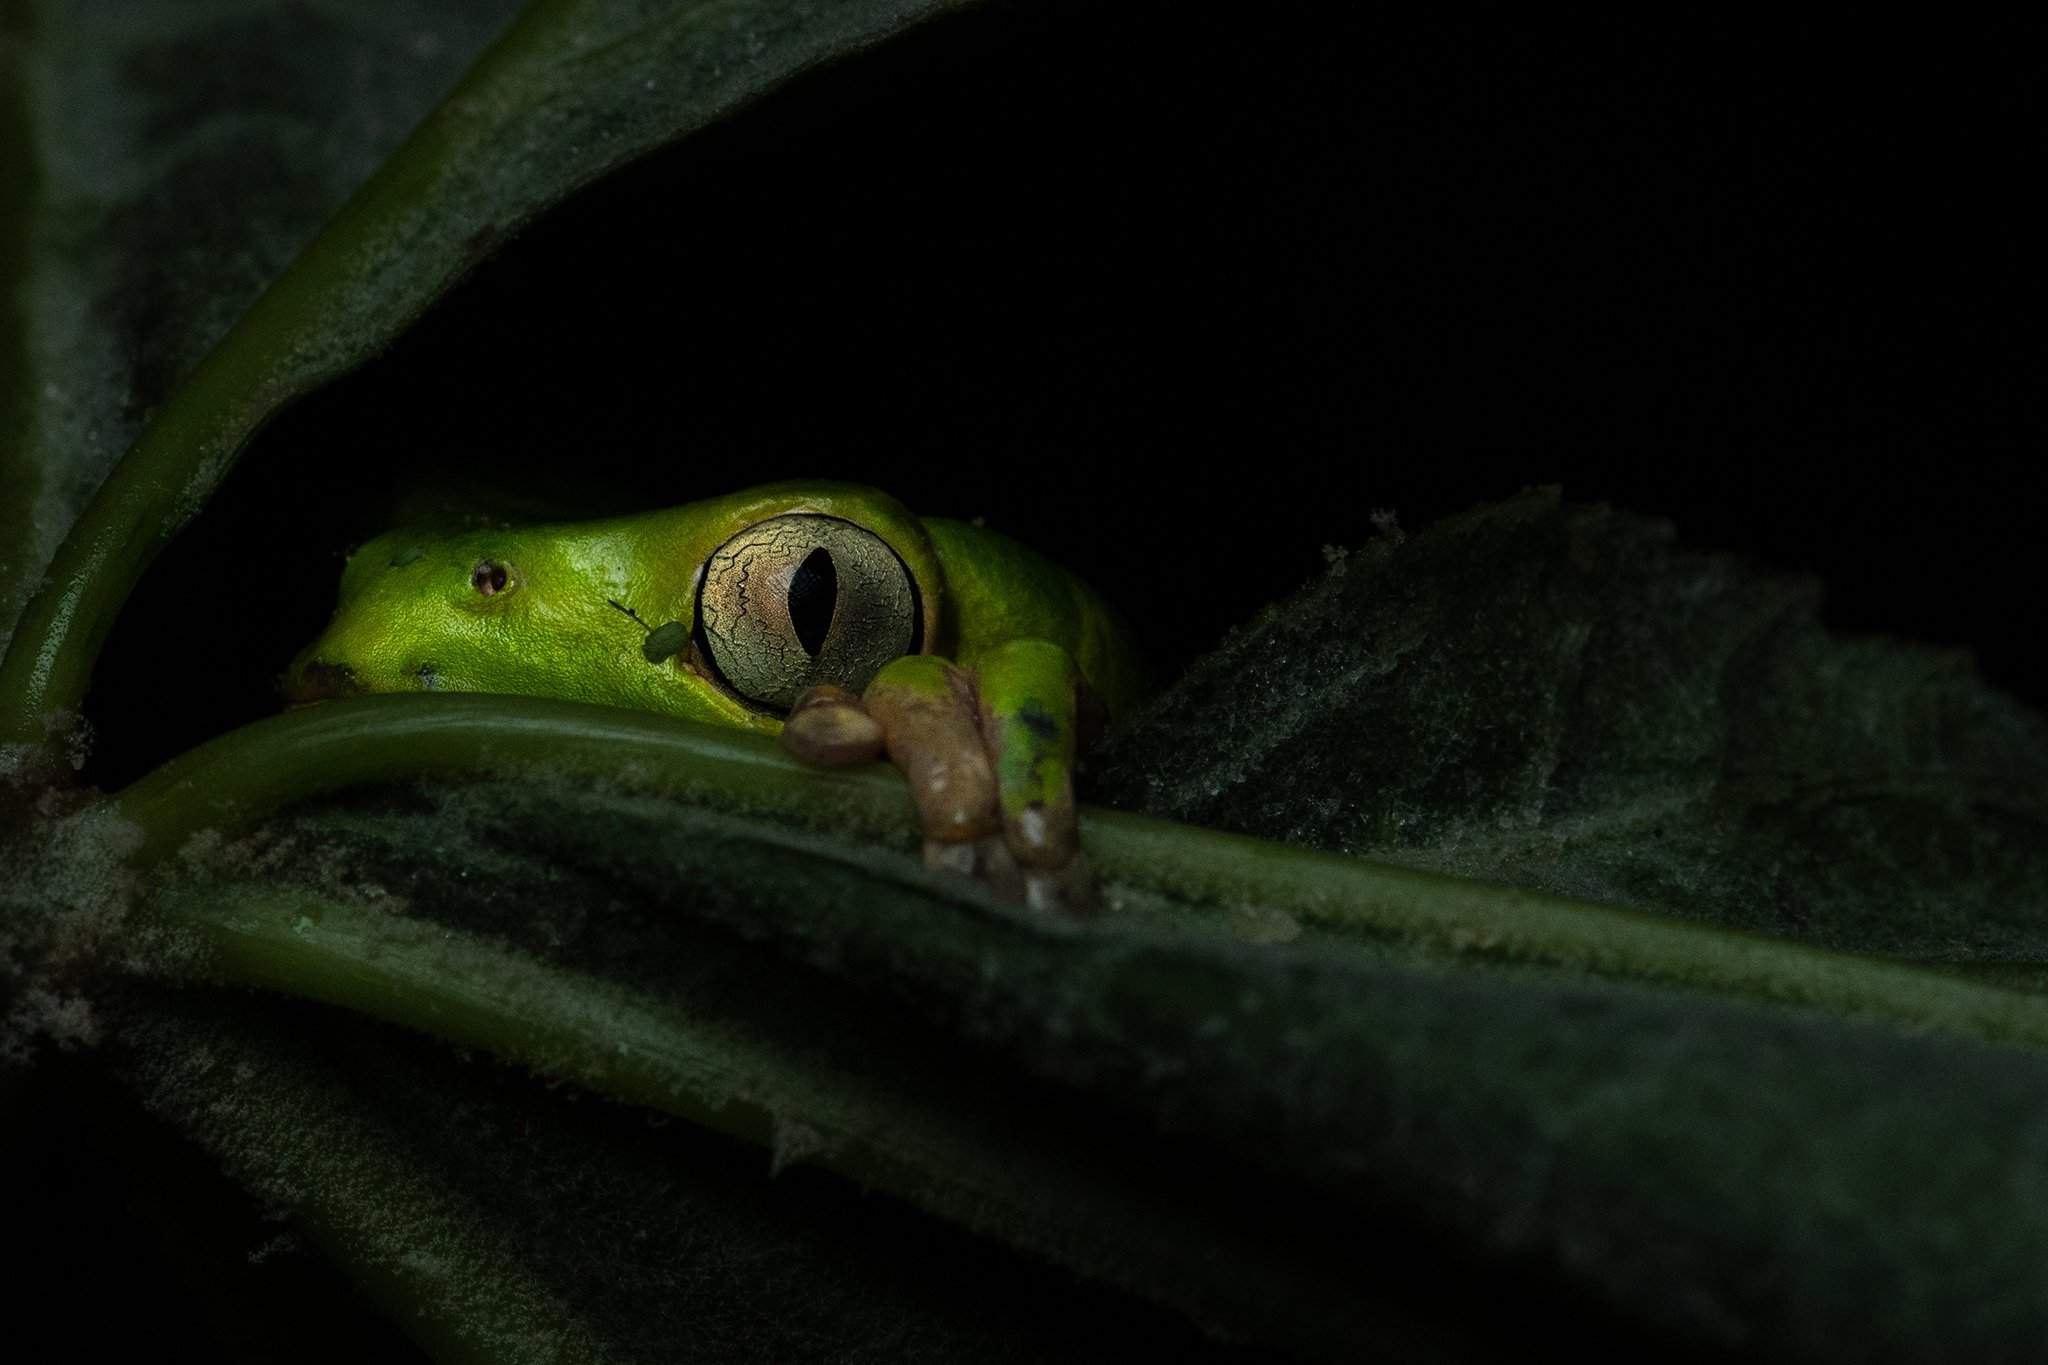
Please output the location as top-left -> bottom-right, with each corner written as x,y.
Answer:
284,481 -> 1144,909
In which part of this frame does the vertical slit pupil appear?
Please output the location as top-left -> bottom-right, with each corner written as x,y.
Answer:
787,547 -> 837,656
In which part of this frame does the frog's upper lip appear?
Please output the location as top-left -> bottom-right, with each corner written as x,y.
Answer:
283,660 -> 363,704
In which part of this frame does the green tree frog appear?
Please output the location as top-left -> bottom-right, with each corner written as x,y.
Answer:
284,481 -> 1145,909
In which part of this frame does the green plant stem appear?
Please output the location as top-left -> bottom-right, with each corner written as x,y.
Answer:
107,693 -> 2048,1053
108,693 -> 918,864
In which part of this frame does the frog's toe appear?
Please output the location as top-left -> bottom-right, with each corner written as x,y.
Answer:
783,685 -> 884,767
1022,851 -> 1097,915
923,833 -> 1026,900
863,656 -> 1001,844
925,820 -> 1093,914
865,649 -> 1095,913
973,639 -> 1090,907
1001,796 -> 1077,869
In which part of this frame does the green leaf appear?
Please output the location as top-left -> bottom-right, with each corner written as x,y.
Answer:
121,983 -> 1266,1365
91,686 -> 2048,1357
0,3 -> 37,628
0,0 -> 983,763
1095,488 -> 2048,961
126,746 -> 2048,1361
0,0 -> 525,652
8,4 -> 2047,1360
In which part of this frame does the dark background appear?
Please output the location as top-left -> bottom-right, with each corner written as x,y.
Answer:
38,6 -> 2046,1358
84,5 -> 2044,785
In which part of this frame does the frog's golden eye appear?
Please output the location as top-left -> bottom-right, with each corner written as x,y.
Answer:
695,514 -> 922,711
470,560 -> 510,596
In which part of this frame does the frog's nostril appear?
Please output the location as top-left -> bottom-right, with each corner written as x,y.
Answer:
285,660 -> 362,703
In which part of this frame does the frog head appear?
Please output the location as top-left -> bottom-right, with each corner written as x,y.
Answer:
280,518 -> 767,729
281,486 -> 953,733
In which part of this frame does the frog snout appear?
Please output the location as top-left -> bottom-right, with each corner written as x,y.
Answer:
284,659 -> 363,704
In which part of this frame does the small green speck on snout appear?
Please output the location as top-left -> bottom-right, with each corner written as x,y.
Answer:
642,622 -> 689,665
389,545 -> 424,568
